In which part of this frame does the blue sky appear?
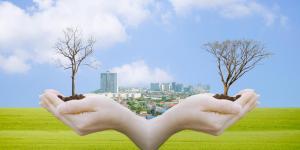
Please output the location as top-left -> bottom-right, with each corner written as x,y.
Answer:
0,0 -> 299,107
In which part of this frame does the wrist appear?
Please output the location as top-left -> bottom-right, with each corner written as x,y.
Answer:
153,106 -> 184,133
165,97 -> 196,131
96,95 -> 131,131
114,106 -> 143,133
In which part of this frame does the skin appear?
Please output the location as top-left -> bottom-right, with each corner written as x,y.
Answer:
40,89 -> 259,150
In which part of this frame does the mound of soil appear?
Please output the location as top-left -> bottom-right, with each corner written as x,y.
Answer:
58,94 -> 85,102
213,94 -> 241,101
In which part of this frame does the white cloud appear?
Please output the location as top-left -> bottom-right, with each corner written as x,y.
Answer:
0,50 -> 31,74
169,0 -> 286,26
0,0 -> 288,74
0,0 -> 151,73
110,60 -> 173,87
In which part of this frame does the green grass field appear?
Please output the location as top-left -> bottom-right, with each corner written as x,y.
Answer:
1,108 -> 300,149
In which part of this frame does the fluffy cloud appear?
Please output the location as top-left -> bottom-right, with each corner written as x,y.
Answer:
169,0 -> 286,26
0,0 -> 287,74
0,50 -> 31,74
110,60 -> 173,87
0,0 -> 151,73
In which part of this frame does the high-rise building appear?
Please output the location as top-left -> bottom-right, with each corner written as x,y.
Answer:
101,71 -> 118,93
174,83 -> 183,92
171,82 -> 176,91
183,85 -> 193,93
150,83 -> 160,91
161,83 -> 171,92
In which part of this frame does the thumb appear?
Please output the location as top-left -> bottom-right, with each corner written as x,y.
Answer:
44,89 -> 64,97
235,89 -> 255,96
44,92 -> 64,107
57,100 -> 95,114
203,99 -> 242,114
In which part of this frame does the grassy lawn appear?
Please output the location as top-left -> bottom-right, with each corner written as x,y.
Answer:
0,108 -> 300,149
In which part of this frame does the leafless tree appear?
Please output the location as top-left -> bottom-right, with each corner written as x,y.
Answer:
55,27 -> 96,96
204,40 -> 271,96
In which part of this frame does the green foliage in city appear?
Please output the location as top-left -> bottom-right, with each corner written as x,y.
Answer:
127,100 -> 146,114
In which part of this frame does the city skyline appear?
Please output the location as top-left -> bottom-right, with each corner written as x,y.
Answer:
100,71 -> 208,94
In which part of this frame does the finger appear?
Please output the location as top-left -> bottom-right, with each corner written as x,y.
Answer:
234,90 -> 256,107
244,94 -> 258,111
218,95 -> 258,133
44,92 -> 64,107
243,95 -> 259,114
39,98 -> 50,111
39,94 -> 53,110
44,89 -> 64,96
203,93 -> 215,97
43,93 -> 92,129
42,94 -> 84,134
203,99 -> 242,114
230,94 -> 257,121
41,93 -> 70,121
247,101 -> 258,113
234,89 -> 255,96
57,99 -> 95,114
40,94 -> 60,116
45,93 -> 94,114
84,93 -> 99,97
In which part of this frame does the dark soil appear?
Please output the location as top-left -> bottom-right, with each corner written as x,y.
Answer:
58,94 -> 85,102
213,94 -> 241,101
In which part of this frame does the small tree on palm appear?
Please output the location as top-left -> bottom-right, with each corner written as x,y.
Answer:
55,27 -> 96,98
204,40 -> 271,100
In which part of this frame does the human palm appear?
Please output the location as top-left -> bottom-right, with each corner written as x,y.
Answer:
40,89 -> 258,150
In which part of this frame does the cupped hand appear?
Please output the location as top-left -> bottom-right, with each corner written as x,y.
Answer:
40,90 -> 126,134
39,89 -> 148,149
40,89 -> 259,150
178,89 -> 258,135
148,89 -> 259,149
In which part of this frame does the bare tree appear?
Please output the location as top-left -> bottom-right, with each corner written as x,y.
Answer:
204,40 -> 271,96
55,27 -> 96,96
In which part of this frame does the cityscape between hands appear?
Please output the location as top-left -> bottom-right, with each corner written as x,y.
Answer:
39,28 -> 264,150
97,71 -> 211,119
40,89 -> 259,150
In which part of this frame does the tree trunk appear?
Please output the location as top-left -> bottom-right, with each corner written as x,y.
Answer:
71,75 -> 76,96
223,85 -> 229,96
